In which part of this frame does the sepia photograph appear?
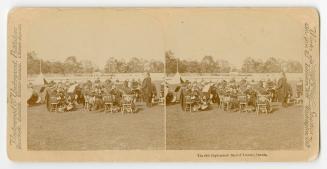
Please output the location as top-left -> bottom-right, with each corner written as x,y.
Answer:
165,10 -> 308,150
25,10 -> 165,150
7,8 -> 319,161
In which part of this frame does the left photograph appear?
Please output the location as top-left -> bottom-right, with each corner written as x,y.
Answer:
25,9 -> 165,150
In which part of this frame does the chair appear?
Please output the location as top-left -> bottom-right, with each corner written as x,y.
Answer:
151,95 -> 159,105
184,95 -> 193,112
84,95 -> 90,111
256,95 -> 270,115
132,89 -> 142,102
222,96 -> 231,111
219,96 -> 224,109
49,96 -> 59,112
103,95 -> 114,113
237,95 -> 247,112
158,96 -> 165,105
122,94 -> 135,114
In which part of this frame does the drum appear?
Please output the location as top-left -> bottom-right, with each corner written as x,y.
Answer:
166,91 -> 174,104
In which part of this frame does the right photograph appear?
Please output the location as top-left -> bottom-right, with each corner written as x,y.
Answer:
165,9 -> 305,150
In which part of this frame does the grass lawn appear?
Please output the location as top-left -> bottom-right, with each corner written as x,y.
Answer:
166,103 -> 304,150
27,103 -> 165,150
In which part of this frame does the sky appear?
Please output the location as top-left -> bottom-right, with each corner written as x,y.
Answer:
163,8 -> 308,68
25,8 -> 313,69
26,9 -> 166,69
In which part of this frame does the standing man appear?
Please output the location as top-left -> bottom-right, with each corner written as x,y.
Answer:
142,72 -> 153,107
276,71 -> 288,107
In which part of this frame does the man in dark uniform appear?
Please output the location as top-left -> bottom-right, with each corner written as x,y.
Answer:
110,84 -> 122,107
266,78 -> 276,102
276,72 -> 288,107
142,72 -> 153,107
179,81 -> 191,110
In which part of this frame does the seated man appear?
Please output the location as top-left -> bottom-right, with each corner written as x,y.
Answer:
190,86 -> 201,111
57,89 -> 67,112
208,84 -> 219,104
229,86 -> 239,111
266,78 -> 277,102
74,84 -> 84,105
122,80 -> 132,95
110,85 -> 123,107
255,81 -> 269,95
93,87 -> 104,111
244,85 -> 257,108
65,96 -> 74,111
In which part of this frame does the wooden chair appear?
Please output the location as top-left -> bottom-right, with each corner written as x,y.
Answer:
158,91 -> 165,105
237,95 -> 247,112
103,95 -> 114,113
132,89 -> 142,102
256,95 -> 270,115
83,95 -> 90,111
122,94 -> 135,114
49,96 -> 59,112
184,95 -> 193,112
219,96 -> 224,109
158,96 -> 165,105
222,96 -> 231,111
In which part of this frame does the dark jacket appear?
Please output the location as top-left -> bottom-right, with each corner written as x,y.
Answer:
276,77 -> 288,102
142,77 -> 152,98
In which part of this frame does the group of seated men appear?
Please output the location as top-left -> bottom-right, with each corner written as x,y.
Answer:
171,78 -> 303,112
27,78 -> 162,112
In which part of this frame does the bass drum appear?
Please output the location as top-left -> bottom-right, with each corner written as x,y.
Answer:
166,91 -> 174,104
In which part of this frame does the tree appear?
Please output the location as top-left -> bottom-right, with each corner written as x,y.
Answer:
49,61 -> 64,74
241,57 -> 257,73
285,60 -> 303,73
264,57 -> 281,73
81,60 -> 96,73
165,50 -> 177,74
219,59 -> 231,73
200,55 -> 215,73
63,56 -> 82,74
241,57 -> 303,73
149,60 -> 164,73
104,57 -> 117,73
27,51 -> 41,75
128,57 -> 142,72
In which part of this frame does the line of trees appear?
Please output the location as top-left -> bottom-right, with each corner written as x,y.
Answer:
165,50 -> 303,74
165,51 -> 231,74
28,50 -> 303,75
241,57 -> 303,73
103,57 -> 164,73
27,51 -> 164,75
27,51 -> 99,75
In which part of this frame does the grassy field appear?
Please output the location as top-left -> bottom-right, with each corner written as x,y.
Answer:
166,103 -> 304,150
28,98 -> 304,151
27,103 -> 165,150
28,77 -> 304,151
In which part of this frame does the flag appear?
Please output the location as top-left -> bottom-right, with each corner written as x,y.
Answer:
43,78 -> 49,85
180,77 -> 185,84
